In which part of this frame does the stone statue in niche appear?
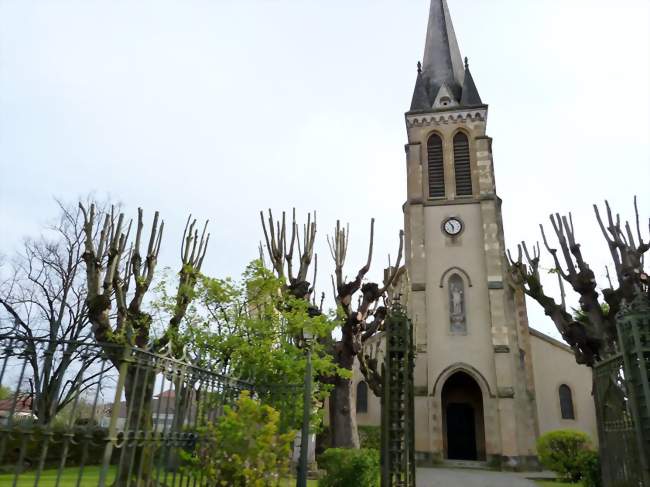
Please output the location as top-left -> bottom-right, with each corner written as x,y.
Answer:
448,274 -> 466,333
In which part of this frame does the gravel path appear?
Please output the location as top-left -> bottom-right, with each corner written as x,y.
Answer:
416,467 -> 538,487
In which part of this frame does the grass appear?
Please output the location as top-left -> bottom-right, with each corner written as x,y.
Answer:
534,481 -> 581,487
0,466 -> 113,486
0,466 -> 318,486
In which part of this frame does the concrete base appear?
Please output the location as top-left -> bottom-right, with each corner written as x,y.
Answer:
442,460 -> 489,470
289,462 -> 319,480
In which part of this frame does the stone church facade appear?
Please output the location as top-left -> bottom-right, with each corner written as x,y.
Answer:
352,0 -> 597,468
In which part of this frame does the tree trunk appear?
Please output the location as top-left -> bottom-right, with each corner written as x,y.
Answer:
35,393 -> 55,426
114,365 -> 156,487
329,376 -> 359,448
165,382 -> 191,472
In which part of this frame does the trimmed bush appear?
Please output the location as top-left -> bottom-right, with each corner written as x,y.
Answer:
182,391 -> 295,486
536,430 -> 591,482
578,449 -> 602,487
318,448 -> 379,487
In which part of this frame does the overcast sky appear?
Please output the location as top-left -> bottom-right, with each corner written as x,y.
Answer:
1,0 -> 648,339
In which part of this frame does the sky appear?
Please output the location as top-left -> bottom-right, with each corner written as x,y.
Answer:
1,0 -> 649,340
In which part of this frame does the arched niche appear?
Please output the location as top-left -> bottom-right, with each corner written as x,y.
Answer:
448,273 -> 466,333
438,267 -> 473,288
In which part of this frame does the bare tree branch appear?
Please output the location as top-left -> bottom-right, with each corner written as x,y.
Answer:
508,197 -> 648,367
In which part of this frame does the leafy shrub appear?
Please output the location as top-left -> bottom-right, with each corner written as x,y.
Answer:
536,430 -> 591,482
318,448 -> 379,487
578,449 -> 601,487
358,426 -> 381,450
182,391 -> 295,486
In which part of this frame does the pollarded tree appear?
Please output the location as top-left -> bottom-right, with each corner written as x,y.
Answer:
260,209 -> 319,310
327,219 -> 404,448
259,210 -> 404,448
79,203 -> 208,486
507,198 -> 648,366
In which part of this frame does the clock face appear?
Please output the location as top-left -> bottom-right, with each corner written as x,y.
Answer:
443,217 -> 463,236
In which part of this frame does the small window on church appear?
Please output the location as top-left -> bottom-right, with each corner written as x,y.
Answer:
559,384 -> 575,419
448,274 -> 466,333
427,134 -> 445,198
453,132 -> 472,196
356,381 -> 368,413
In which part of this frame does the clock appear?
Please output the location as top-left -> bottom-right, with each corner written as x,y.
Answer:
442,217 -> 463,237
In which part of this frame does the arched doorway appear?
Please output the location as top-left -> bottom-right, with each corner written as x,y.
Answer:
441,371 -> 486,461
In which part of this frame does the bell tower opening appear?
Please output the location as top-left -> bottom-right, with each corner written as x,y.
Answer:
441,371 -> 486,461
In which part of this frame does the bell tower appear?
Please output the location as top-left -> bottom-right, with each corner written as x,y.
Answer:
404,0 -> 539,467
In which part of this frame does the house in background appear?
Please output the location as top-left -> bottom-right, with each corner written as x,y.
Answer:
0,393 -> 35,424
100,388 -> 196,431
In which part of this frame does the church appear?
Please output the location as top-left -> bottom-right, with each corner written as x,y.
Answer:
353,0 -> 597,469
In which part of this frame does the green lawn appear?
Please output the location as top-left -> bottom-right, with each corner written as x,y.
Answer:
0,466 -> 113,486
0,467 -> 318,486
534,481 -> 581,487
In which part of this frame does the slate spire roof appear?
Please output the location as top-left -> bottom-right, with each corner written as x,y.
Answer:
460,57 -> 482,106
410,0 -> 483,111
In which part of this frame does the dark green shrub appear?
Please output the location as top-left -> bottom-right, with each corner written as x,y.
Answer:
358,426 -> 381,450
1,425 -> 110,470
578,449 -> 601,487
318,448 -> 379,487
315,426 -> 330,456
536,429 -> 591,482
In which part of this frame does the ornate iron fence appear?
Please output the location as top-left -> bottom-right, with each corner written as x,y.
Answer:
0,333 -> 302,486
380,303 -> 416,487
594,292 -> 650,487
594,354 -> 643,487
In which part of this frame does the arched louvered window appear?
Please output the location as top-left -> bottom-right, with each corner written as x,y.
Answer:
559,384 -> 575,419
453,132 -> 472,196
427,134 -> 445,198
356,381 -> 368,413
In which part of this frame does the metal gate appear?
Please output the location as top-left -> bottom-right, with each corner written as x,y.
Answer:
594,292 -> 650,487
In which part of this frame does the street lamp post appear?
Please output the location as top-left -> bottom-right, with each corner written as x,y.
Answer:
297,331 -> 313,487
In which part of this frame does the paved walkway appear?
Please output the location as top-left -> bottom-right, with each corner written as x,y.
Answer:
416,468 -> 538,487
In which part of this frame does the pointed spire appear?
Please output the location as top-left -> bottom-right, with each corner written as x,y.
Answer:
460,57 -> 482,106
410,0 -> 484,111
421,0 -> 464,101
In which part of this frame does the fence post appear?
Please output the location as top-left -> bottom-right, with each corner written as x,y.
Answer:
381,303 -> 416,487
381,362 -> 389,487
296,340 -> 313,487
